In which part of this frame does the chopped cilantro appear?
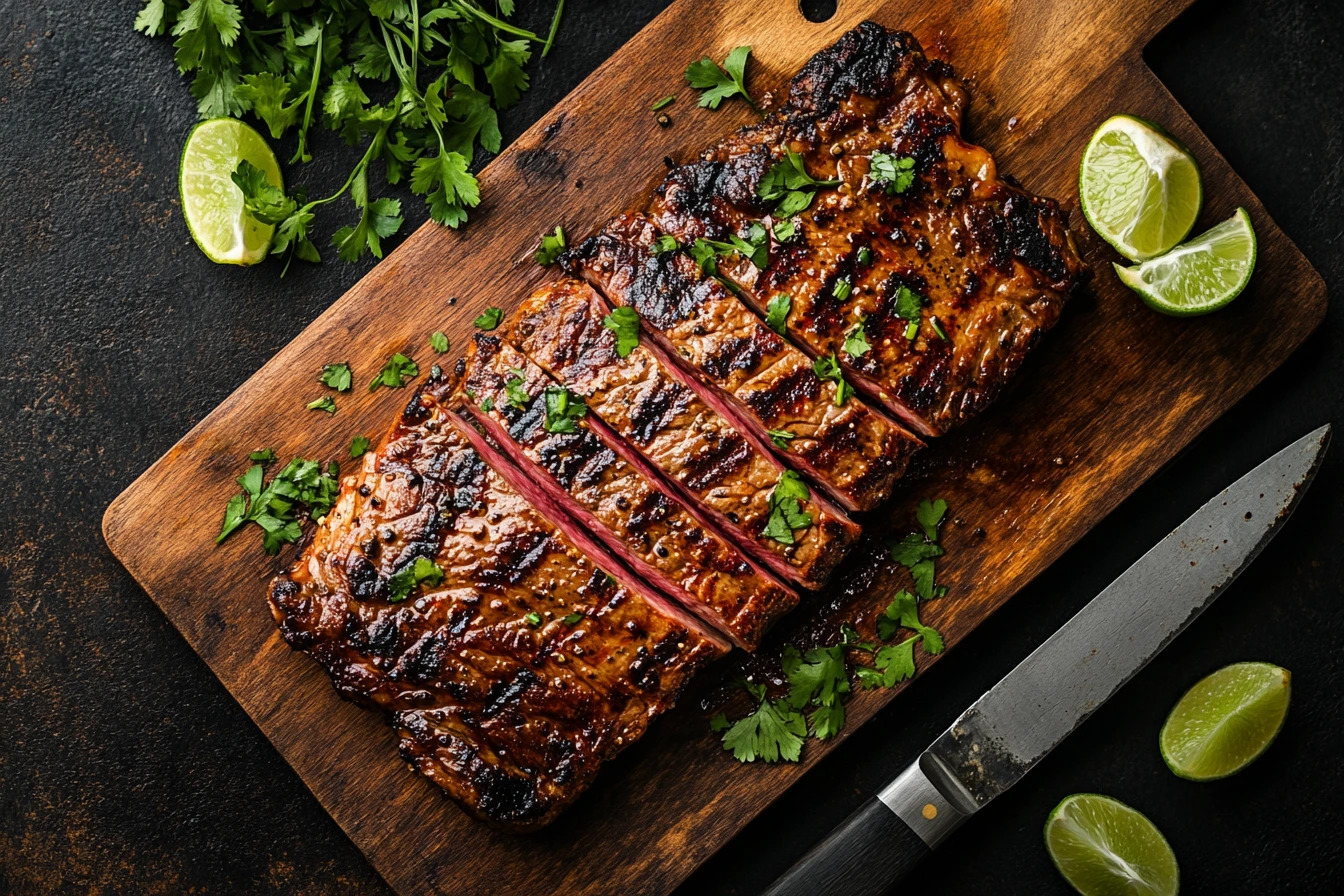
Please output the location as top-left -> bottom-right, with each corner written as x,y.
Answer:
842,317 -> 870,358
832,277 -> 852,302
758,149 -> 841,217
318,362 -> 352,392
523,611 -> 543,627
602,306 -> 640,358
504,375 -> 530,410
765,293 -> 791,335
387,557 -> 445,603
651,234 -> 680,255
767,428 -> 795,449
429,331 -> 449,354
543,386 -> 588,433
562,611 -> 584,625
812,353 -> 855,405
473,307 -> 504,330
367,353 -> 418,391
534,225 -> 566,265
689,238 -> 718,275
479,396 -> 494,412
684,45 -> 759,113
651,95 -> 675,111
869,152 -> 917,194
857,246 -> 873,265
349,435 -> 370,459
306,396 -> 337,414
763,470 -> 812,544
772,218 -> 796,243
876,591 -> 945,654
930,316 -> 949,341
249,448 -> 277,465
216,455 -> 340,554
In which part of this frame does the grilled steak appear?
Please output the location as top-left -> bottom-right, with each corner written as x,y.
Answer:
647,22 -> 1086,436
451,333 -> 798,649
505,278 -> 860,590
562,212 -> 922,513
268,380 -> 727,830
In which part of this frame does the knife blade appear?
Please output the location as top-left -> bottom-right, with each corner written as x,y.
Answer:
763,424 -> 1330,896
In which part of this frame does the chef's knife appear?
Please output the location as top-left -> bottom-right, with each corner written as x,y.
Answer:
763,424 -> 1330,896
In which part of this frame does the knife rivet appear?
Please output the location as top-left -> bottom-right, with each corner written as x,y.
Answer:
922,803 -> 938,820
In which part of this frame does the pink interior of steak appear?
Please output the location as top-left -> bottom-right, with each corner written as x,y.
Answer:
504,277 -> 859,590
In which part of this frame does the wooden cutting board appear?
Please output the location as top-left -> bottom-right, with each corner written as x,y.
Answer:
103,0 -> 1326,893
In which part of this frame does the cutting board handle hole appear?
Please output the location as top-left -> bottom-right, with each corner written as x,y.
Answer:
799,0 -> 838,24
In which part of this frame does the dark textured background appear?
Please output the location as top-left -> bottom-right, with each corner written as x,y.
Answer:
2,1 -> 1340,893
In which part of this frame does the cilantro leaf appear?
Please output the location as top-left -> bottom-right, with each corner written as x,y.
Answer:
684,45 -> 758,112
562,611 -> 584,626
367,353 -> 418,391
832,277 -> 852,302
215,453 -> 340,554
318,362 -> 352,392
873,637 -> 918,686
869,152 -> 917,194
534,225 -> 566,266
474,307 -> 504,330
857,246 -> 873,265
651,235 -> 679,255
771,218 -> 796,242
888,531 -> 945,568
782,645 -> 849,711
602,306 -> 640,358
248,448 -> 277,465
543,386 -> 588,433
765,293 -> 791,335
768,428 -> 795,450
387,556 -> 445,603
478,396 -> 494,412
842,317 -> 870,358
651,95 -> 675,111
917,498 -> 949,542
876,591 -> 944,654
809,702 -> 846,740
763,471 -> 812,544
231,159 -> 295,226
504,375 -> 530,410
349,435 -> 371,459
306,396 -> 337,414
758,150 -> 841,216
812,353 -> 854,405
429,331 -> 449,354
720,692 -> 806,763
709,712 -> 731,733
689,238 -> 718,275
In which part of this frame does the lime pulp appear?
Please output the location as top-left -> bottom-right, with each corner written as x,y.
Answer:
1079,114 -> 1203,262
1113,208 -> 1256,316
178,118 -> 282,265
1159,662 -> 1290,781
1045,793 -> 1179,896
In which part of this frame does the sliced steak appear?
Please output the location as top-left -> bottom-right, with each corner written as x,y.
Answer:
504,277 -> 859,590
450,332 -> 797,649
561,212 -> 922,513
268,379 -> 726,830
648,22 -> 1087,436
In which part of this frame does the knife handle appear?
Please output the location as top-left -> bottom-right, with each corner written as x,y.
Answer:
760,795 -> 928,896
762,759 -> 969,896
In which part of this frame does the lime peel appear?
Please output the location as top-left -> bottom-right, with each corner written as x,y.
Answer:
1114,207 -> 1257,316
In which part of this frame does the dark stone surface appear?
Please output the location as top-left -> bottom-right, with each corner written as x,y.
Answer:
0,1 -> 1339,893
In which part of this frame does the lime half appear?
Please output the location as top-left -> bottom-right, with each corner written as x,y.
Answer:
1160,662 -> 1290,781
1114,208 -> 1256,316
1045,794 -> 1179,896
179,119 -> 282,265
1080,114 -> 1202,261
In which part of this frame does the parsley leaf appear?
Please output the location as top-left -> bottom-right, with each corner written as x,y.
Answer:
429,331 -> 449,354
349,435 -> 371,459
367,353 -> 418,391
543,386 -> 588,433
306,396 -> 337,414
318,362 -> 352,392
767,428 -> 795,449
387,556 -> 445,603
843,317 -> 870,358
684,45 -> 759,113
602,306 -> 640,358
720,682 -> 806,763
869,152 -> 917,194
812,353 -> 854,405
534,225 -> 566,265
473,307 -> 504,330
765,293 -> 791,335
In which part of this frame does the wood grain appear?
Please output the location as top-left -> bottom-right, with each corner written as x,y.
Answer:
102,1 -> 1326,894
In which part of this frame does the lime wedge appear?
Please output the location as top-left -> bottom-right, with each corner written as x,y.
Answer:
1045,794 -> 1179,896
1080,114 -> 1202,261
1113,208 -> 1256,316
1160,662 -> 1290,781
179,119 -> 282,265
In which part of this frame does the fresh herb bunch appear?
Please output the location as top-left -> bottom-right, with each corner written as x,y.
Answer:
134,1 -> 565,269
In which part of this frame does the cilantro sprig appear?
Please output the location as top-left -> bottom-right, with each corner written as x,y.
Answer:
542,385 -> 587,433
812,353 -> 855,406
869,152 -> 917,194
758,149 -> 842,217
762,470 -> 813,545
137,1 -> 567,270
684,46 -> 759,113
602,306 -> 640,358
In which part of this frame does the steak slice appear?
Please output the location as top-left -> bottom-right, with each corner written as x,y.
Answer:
648,22 -> 1087,437
268,380 -> 726,830
562,212 -> 922,513
450,333 -> 798,649
504,277 -> 859,591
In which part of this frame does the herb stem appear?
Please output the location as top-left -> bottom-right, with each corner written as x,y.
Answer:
292,20 -> 324,166
543,0 -> 565,57
452,0 -> 545,43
